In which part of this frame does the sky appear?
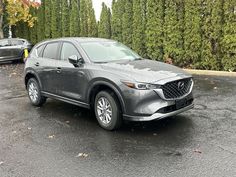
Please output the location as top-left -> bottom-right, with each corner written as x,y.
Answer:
92,0 -> 112,20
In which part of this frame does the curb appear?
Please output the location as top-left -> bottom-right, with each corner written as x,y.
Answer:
183,69 -> 236,77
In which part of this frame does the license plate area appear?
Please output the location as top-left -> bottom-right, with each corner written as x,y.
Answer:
175,98 -> 188,110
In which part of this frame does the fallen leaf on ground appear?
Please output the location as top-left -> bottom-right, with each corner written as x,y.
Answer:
48,135 -> 55,139
0,161 -> 4,165
65,121 -> 70,124
193,149 -> 202,154
12,131 -> 17,134
213,87 -> 217,89
76,153 -> 88,158
28,127 -> 32,130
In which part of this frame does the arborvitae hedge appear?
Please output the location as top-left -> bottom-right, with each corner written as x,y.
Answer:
15,0 -> 236,71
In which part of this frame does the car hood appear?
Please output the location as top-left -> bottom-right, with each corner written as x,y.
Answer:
100,59 -> 191,84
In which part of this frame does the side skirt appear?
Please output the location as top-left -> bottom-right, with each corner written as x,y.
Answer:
41,91 -> 90,109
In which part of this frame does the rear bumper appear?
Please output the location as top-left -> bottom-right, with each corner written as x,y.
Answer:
123,103 -> 194,121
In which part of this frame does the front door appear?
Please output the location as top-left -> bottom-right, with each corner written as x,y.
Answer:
55,42 -> 87,101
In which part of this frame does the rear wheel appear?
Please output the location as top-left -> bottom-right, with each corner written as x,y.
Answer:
94,91 -> 122,130
27,78 -> 46,106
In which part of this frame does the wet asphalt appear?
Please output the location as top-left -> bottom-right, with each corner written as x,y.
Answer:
0,63 -> 235,177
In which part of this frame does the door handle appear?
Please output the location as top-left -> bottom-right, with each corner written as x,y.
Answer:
35,62 -> 39,67
56,67 -> 61,73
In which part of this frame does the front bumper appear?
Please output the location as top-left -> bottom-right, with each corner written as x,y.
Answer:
123,103 -> 194,121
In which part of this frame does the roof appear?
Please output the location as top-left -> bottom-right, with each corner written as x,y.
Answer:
41,37 -> 116,43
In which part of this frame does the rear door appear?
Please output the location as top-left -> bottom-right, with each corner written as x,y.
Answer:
38,42 -> 60,94
9,39 -> 24,58
0,39 -> 12,60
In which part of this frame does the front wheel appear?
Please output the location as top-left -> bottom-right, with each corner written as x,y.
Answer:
27,78 -> 46,106
94,91 -> 122,130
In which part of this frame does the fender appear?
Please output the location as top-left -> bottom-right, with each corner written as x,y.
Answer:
86,79 -> 126,113
24,69 -> 42,89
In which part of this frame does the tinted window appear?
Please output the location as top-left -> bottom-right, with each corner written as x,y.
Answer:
10,39 -> 24,46
0,40 -> 10,47
43,42 -> 59,59
60,42 -> 81,61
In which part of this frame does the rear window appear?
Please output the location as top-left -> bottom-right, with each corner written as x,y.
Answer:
43,42 -> 59,59
0,40 -> 10,47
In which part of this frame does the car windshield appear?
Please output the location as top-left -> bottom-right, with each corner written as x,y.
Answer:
80,41 -> 141,63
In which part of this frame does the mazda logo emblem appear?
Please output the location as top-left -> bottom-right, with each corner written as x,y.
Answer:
178,81 -> 185,90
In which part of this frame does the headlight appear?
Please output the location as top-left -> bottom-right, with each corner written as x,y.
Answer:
121,81 -> 161,90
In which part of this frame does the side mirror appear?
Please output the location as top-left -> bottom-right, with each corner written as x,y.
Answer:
68,55 -> 84,67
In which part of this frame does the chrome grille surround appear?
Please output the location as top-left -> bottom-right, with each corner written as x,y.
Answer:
161,78 -> 193,100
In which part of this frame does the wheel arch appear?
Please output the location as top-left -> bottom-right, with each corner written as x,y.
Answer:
24,71 -> 42,89
87,80 -> 126,114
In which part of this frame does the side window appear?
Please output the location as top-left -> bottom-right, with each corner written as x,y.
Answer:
37,45 -> 45,57
43,42 -> 59,59
10,39 -> 24,46
31,45 -> 45,57
60,42 -> 81,61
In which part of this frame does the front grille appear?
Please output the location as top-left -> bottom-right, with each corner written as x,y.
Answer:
161,78 -> 192,99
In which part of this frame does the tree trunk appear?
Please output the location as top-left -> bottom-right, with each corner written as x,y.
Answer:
0,15 -> 3,38
0,0 -> 3,38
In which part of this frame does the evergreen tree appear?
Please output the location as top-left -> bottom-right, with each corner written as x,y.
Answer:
61,0 -> 70,37
146,0 -> 165,60
80,0 -> 88,36
87,0 -> 97,37
70,0 -> 80,37
111,0 -> 124,42
44,0 -> 51,39
221,0 -> 236,71
132,0 -> 146,57
29,7 -> 37,44
51,0 -> 61,38
183,0 -> 202,68
200,0 -> 224,70
163,0 -> 184,65
98,3 -> 111,38
36,0 -> 45,42
122,0 -> 133,47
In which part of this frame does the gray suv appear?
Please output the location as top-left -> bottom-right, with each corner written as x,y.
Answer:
24,38 -> 194,130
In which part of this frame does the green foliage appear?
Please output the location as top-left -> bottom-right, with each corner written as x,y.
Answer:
11,0 -> 236,71
183,0 -> 202,68
61,0 -> 70,37
122,0 -> 133,47
51,0 -> 61,38
87,0 -> 97,37
132,0 -> 146,57
221,0 -> 236,71
146,0 -> 165,61
80,0 -> 88,36
111,0 -> 124,42
98,3 -> 111,38
44,0 -> 51,39
163,0 -> 184,66
70,0 -> 80,37
36,0 -> 45,42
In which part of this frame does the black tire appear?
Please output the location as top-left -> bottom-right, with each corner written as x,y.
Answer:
27,78 -> 46,106
94,90 -> 122,130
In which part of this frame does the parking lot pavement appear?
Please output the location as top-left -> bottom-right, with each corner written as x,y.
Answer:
0,63 -> 235,177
